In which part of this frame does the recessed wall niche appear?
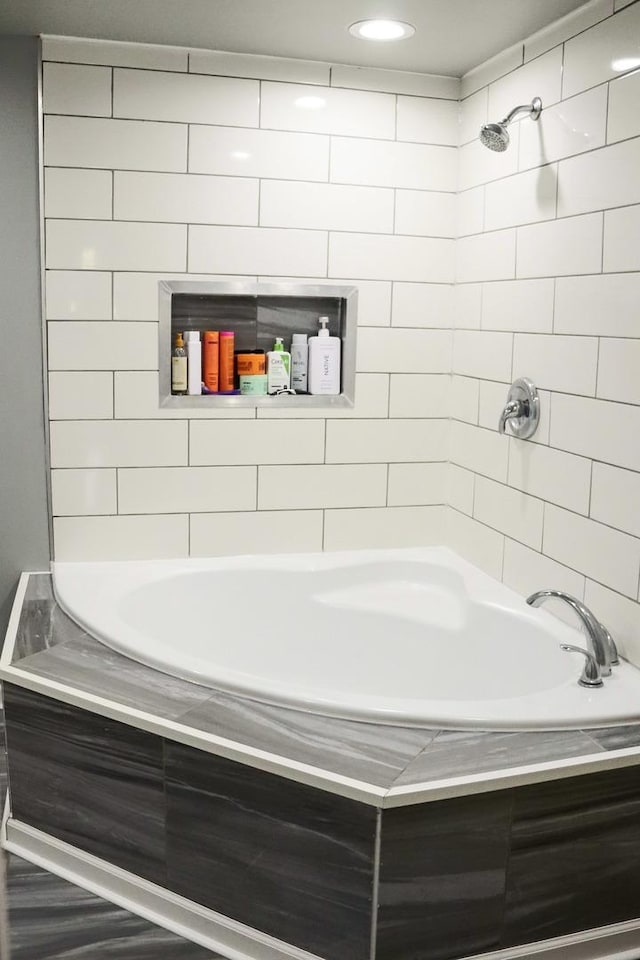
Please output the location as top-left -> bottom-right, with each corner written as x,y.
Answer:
158,280 -> 358,409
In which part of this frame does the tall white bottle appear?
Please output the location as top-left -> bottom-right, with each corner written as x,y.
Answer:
184,330 -> 202,395
291,333 -> 308,393
308,316 -> 341,396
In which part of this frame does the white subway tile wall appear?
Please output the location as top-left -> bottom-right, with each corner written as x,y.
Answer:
42,17 -> 640,666
453,1 -> 640,665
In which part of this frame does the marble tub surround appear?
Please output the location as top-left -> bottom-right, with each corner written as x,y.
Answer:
4,685 -> 166,885
0,701 -> 221,960
502,765 -> 640,948
4,573 -> 640,806
11,573 -> 70,661
6,685 -> 640,960
376,764 -> 640,959
3,684 -> 377,960
377,791 -> 514,960
0,710 -> 6,808
5,576 -> 640,960
165,741 -> 377,959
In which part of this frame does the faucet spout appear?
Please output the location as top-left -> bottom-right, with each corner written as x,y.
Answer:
526,590 -> 612,678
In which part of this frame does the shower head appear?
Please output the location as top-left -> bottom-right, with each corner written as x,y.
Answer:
479,97 -> 542,152
480,122 -> 509,152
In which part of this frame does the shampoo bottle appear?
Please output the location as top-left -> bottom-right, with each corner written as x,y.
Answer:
184,330 -> 202,395
171,332 -> 187,395
291,333 -> 308,393
266,337 -> 291,394
203,331 -> 219,392
219,331 -> 235,392
308,316 -> 340,396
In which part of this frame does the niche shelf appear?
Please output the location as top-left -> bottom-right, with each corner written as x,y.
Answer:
158,280 -> 358,409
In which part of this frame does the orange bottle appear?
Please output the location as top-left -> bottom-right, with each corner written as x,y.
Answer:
219,331 -> 235,392
203,331 -> 219,392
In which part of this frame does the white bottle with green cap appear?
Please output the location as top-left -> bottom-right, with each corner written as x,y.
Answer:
266,336 -> 291,394
308,316 -> 341,395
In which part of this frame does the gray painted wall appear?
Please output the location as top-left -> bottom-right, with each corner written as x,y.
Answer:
0,36 -> 50,641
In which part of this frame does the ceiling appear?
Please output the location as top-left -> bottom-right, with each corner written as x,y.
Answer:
0,0 -> 588,77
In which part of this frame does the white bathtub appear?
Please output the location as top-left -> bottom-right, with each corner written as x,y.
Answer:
52,547 -> 640,730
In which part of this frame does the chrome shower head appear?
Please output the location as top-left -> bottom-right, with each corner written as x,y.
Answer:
480,122 -> 509,152
478,97 -> 542,151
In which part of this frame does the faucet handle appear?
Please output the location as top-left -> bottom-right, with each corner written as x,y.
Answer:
498,398 -> 525,434
561,643 -> 603,688
498,378 -> 540,438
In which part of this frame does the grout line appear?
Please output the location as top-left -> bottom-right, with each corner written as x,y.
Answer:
604,71 -> 611,146
369,808 -> 382,960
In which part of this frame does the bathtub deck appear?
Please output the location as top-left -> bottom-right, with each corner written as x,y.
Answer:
5,574 -> 640,960
2,573 -> 640,806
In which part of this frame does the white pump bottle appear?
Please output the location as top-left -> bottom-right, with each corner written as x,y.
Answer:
308,316 -> 341,396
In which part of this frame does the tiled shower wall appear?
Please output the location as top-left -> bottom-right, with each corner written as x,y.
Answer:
43,37 -> 458,561
452,0 -> 640,665
42,0 -> 640,666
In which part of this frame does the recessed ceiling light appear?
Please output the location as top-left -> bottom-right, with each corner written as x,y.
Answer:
349,19 -> 415,41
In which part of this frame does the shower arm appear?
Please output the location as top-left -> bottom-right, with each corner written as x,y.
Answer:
501,97 -> 542,127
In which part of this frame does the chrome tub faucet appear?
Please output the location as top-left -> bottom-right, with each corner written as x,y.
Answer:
526,590 -> 618,688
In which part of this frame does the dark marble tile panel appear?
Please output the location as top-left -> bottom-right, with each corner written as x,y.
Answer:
12,574 -> 73,661
6,854 -> 222,959
0,701 -> 6,808
377,789 -> 513,960
166,740 -> 377,960
587,723 -> 640,751
502,764 -> 640,947
3,684 -> 166,885
177,690 -> 437,789
392,728 -> 605,786
18,634 -> 216,721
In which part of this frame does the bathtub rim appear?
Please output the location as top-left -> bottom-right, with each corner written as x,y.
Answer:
48,547 -> 640,731
3,570 -> 640,809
